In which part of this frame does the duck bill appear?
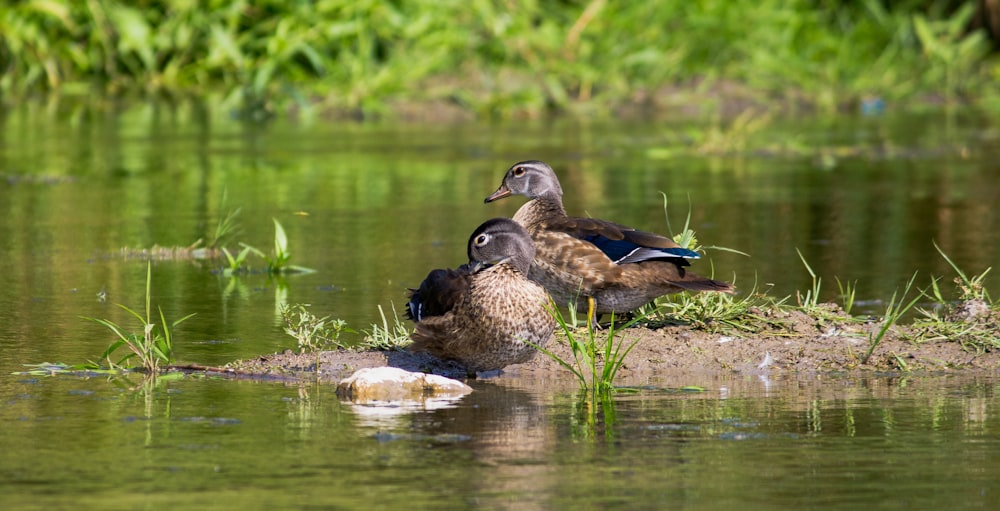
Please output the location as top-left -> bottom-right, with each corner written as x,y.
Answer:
484,185 -> 512,203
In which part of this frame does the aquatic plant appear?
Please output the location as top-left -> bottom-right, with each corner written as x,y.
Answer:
279,303 -> 351,354
85,262 -> 195,373
360,303 -> 412,351
208,205 -> 243,251
221,246 -> 253,277
242,218 -> 315,274
533,305 -> 640,395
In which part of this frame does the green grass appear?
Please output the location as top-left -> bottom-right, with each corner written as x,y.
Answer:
360,303 -> 412,351
861,272 -> 921,364
532,304 -> 641,396
84,262 -> 195,373
279,303 -> 351,354
905,245 -> 999,353
1,1 -> 996,118
651,278 -> 786,333
835,277 -> 858,316
933,240 -> 992,303
795,248 -> 824,311
242,218 -> 315,274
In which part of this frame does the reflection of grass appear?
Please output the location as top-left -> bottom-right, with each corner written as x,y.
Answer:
531,305 -> 641,442
571,389 -> 619,441
85,262 -> 195,373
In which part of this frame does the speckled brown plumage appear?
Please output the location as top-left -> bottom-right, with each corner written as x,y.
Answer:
485,160 -> 735,316
406,218 -> 556,374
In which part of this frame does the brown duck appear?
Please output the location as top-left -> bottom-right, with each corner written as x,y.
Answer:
407,218 -> 556,374
485,160 -> 734,321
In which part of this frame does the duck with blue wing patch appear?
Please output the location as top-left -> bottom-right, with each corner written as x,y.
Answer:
406,218 -> 556,375
485,160 -> 735,323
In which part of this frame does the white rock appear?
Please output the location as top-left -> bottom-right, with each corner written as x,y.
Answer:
336,367 -> 472,403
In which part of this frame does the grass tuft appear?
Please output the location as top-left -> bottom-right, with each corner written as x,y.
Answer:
861,272 -> 921,364
242,218 -> 316,274
279,303 -> 351,353
84,262 -> 195,373
651,277 -> 784,333
531,303 -> 640,395
360,303 -> 412,351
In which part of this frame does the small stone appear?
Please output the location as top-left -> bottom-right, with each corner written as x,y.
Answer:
950,299 -> 991,322
336,367 -> 472,403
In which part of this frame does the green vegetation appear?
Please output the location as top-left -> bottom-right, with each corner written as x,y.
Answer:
835,277 -> 859,316
534,305 -> 640,395
207,205 -> 243,251
241,218 -> 315,274
860,272 -> 921,364
360,303 -> 412,351
84,262 -> 195,373
907,244 -> 1000,352
532,306 -> 645,441
221,245 -> 253,277
653,279 -> 784,333
1,1 -> 997,118
279,303 -> 351,353
795,248 -> 824,311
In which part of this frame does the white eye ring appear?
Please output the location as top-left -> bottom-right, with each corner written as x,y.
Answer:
475,234 -> 490,247
512,167 -> 526,177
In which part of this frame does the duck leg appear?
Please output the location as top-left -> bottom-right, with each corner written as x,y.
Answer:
586,296 -> 600,331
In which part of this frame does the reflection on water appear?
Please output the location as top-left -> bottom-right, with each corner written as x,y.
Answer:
2,373 -> 998,509
1,104 -> 999,374
1,102 -> 1000,508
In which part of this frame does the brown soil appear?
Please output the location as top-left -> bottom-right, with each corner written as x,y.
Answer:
217,302 -> 1000,384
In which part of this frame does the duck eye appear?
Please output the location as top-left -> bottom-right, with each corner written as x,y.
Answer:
512,167 -> 525,177
474,234 -> 490,247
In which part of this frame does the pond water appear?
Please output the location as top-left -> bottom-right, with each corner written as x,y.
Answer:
1,101 -> 1000,509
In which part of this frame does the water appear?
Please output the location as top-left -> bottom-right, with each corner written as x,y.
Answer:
2,374 -> 998,509
1,101 -> 1000,509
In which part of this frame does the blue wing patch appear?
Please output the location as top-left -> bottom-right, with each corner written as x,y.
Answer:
583,235 -> 700,265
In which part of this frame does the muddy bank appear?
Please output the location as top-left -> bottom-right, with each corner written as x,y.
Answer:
221,304 -> 1000,384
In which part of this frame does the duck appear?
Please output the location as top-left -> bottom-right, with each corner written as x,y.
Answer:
484,160 -> 734,322
406,217 -> 556,374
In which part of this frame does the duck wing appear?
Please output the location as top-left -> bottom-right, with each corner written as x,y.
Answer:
547,216 -> 700,265
406,264 -> 475,321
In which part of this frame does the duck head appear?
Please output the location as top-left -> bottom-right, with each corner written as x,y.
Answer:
484,160 -> 564,203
